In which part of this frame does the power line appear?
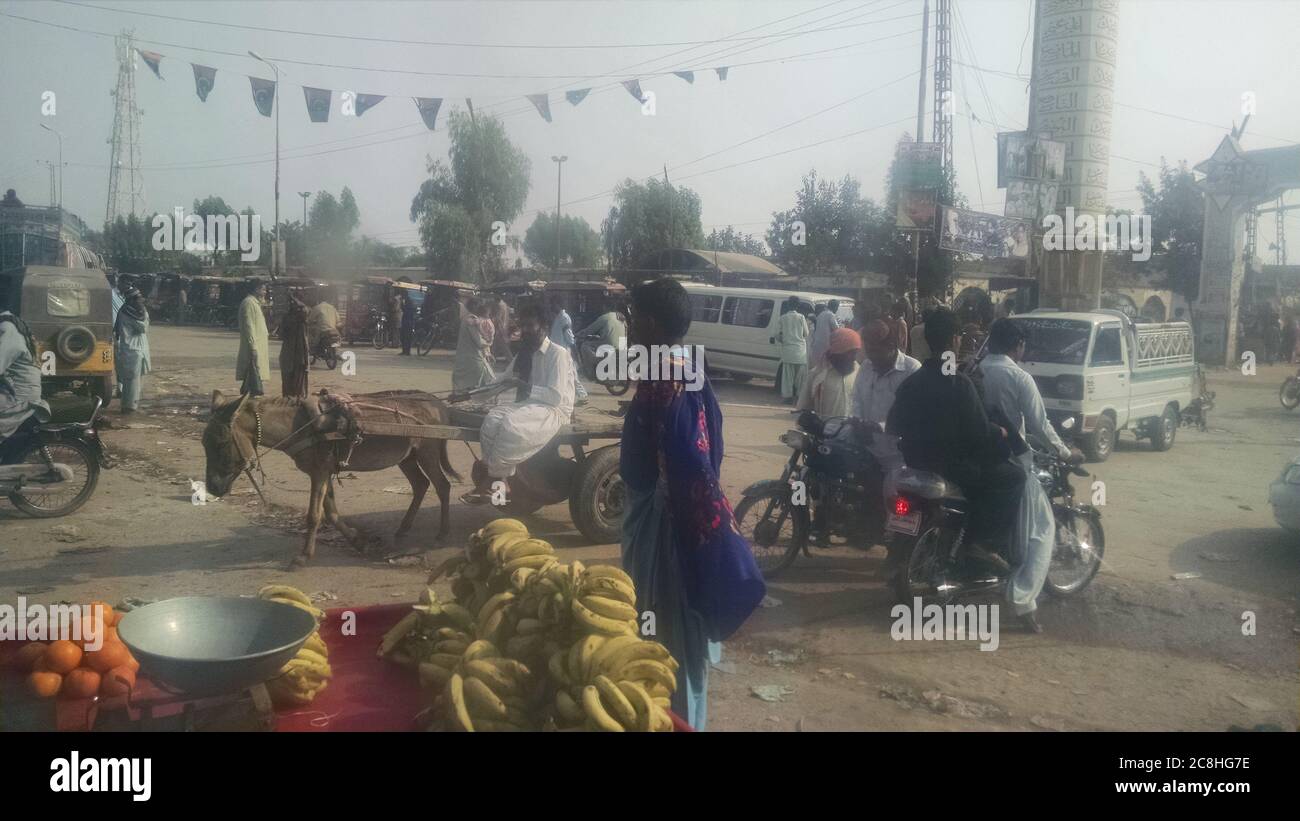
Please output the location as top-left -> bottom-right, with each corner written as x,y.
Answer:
52,0 -> 912,50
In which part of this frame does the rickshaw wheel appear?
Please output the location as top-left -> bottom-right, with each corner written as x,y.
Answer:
570,446 -> 623,544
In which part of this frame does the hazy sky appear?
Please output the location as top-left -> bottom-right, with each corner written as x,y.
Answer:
3,0 -> 1298,259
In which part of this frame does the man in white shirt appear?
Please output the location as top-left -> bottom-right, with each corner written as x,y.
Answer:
976,318 -> 1082,632
461,301 -> 576,504
797,327 -> 860,418
775,297 -> 810,404
809,300 -> 841,365
851,320 -> 921,543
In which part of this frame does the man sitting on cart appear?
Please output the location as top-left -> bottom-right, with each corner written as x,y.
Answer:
458,299 -> 576,505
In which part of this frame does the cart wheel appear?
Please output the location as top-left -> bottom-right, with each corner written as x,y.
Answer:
569,446 -> 624,544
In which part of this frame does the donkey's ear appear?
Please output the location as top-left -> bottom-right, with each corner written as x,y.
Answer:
211,389 -> 226,410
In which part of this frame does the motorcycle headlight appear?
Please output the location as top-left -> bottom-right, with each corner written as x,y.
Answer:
780,430 -> 811,451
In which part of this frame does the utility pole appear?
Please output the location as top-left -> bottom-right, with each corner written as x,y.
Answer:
915,0 -> 930,143
551,155 -> 567,272
250,51 -> 281,275
39,161 -> 56,207
299,191 -> 311,226
40,124 -> 64,209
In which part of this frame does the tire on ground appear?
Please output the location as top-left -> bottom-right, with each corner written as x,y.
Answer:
569,446 -> 623,544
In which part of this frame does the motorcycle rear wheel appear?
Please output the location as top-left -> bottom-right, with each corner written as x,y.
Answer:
891,523 -> 954,605
733,487 -> 807,577
8,439 -> 100,518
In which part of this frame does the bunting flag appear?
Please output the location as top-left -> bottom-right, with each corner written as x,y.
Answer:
673,71 -> 695,84
354,93 -> 384,117
565,88 -> 591,106
192,64 -> 216,102
137,49 -> 163,79
303,87 -> 332,122
526,93 -> 552,123
621,79 -> 644,103
715,67 -> 729,81
414,97 -> 443,130
249,76 -> 276,117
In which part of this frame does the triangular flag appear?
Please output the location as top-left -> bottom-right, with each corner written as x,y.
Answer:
304,87 -> 332,122
526,94 -> 552,123
249,77 -> 276,117
565,88 -> 591,106
622,79 -> 644,103
673,71 -> 695,84
715,67 -> 729,81
414,97 -> 442,130
137,49 -> 163,79
191,64 -> 216,102
354,93 -> 384,117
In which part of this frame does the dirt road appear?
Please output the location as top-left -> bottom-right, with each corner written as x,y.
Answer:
1,325 -> 1296,731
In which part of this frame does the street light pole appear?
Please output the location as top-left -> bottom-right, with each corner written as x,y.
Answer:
249,51 -> 280,274
299,191 -> 311,226
40,123 -> 63,209
551,155 -> 567,271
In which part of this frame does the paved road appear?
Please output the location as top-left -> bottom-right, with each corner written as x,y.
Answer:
1,325 -> 1295,730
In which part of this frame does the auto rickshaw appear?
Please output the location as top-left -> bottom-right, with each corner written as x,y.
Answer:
341,276 -> 425,348
0,266 -> 116,403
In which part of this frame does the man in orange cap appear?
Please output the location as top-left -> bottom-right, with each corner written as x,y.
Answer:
797,327 -> 861,418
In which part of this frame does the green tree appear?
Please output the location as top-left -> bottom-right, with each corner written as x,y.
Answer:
1135,160 -> 1204,300
523,212 -> 602,269
306,187 -> 361,274
192,195 -> 239,266
105,213 -> 167,273
881,134 -> 965,299
767,170 -> 894,277
604,178 -> 704,270
706,225 -> 768,256
409,111 -> 532,281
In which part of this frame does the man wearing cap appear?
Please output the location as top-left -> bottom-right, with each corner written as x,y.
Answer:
852,319 -> 921,543
797,327 -> 860,418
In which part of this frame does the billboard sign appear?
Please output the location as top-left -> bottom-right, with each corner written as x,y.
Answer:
938,205 -> 1031,259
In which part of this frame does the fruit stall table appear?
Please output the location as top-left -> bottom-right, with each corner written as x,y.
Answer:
1,604 -> 690,732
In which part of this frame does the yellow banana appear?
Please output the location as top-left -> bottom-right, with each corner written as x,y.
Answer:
463,659 -> 521,697
620,659 -> 678,693
590,635 -> 641,675
651,705 -> 673,732
572,598 -> 636,637
440,603 -> 476,631
510,567 -> 537,591
463,639 -> 499,661
616,679 -> 657,732
580,575 -> 637,606
434,639 -> 468,655
502,537 -> 554,562
476,591 -> 516,627
418,662 -> 452,689
258,584 -> 313,606
594,674 -> 638,729
463,675 -> 509,720
555,689 -> 585,723
514,618 -> 545,636
295,647 -> 330,668
575,633 -> 607,684
424,652 -> 462,670
502,554 -> 555,573
605,639 -> 676,675
447,674 -> 475,732
302,632 -> 328,658
475,719 -> 527,732
480,518 -> 528,538
548,650 -> 570,686
269,596 -> 325,621
488,531 -> 532,564
580,594 -> 640,622
583,564 -> 635,588
581,685 -> 625,732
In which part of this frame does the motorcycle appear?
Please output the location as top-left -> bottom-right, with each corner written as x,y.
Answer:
1280,372 -> 1300,410
310,327 -> 342,370
576,334 -> 631,397
732,411 -> 885,577
370,309 -> 391,350
1181,364 -> 1214,429
0,396 -> 109,518
885,440 -> 1104,605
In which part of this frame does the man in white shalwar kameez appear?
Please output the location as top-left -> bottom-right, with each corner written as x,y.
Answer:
808,302 -> 841,366
461,302 -> 575,504
976,319 -> 1081,633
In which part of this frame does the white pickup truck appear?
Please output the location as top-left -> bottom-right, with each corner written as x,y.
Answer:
994,309 -> 1196,462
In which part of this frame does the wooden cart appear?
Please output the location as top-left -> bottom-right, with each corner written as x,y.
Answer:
347,402 -> 625,544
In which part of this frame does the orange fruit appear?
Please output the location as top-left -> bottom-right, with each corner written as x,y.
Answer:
84,641 -> 130,673
12,642 -> 48,671
45,640 -> 83,675
61,668 -> 101,699
100,665 -> 136,697
32,656 -> 53,673
28,671 -> 63,699
88,601 -> 115,626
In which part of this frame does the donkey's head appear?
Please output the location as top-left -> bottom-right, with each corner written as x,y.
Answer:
201,389 -> 254,498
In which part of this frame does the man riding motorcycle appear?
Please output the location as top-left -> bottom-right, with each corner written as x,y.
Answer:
886,307 -> 1024,574
0,308 -> 51,461
575,300 -> 627,377
306,297 -> 341,354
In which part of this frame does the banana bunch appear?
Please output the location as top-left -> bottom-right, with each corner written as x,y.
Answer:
258,585 -> 332,708
443,519 -> 558,618
546,632 -> 678,732
377,586 -> 475,668
423,640 -> 538,732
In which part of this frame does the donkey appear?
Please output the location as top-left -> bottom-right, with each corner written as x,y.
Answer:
201,390 -> 460,567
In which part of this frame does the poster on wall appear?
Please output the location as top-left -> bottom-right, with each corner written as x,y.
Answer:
895,189 -> 937,230
938,205 -> 1031,259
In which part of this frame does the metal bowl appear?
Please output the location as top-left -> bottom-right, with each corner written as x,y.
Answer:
117,596 -> 317,697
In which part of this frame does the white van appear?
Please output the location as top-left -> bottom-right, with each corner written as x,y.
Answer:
999,309 -> 1196,462
682,284 -> 855,381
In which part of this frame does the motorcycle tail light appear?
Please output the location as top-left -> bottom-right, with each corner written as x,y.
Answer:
893,496 -> 911,516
